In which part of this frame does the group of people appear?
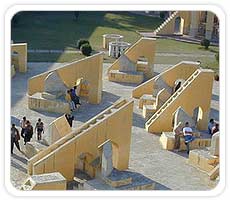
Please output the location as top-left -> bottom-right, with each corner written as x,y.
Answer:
11,117 -> 44,154
208,119 -> 219,135
66,86 -> 81,111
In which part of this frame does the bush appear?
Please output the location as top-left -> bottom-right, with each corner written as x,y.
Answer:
77,39 -> 89,49
80,43 -> 92,56
215,52 -> 219,62
200,38 -> 210,49
160,12 -> 165,19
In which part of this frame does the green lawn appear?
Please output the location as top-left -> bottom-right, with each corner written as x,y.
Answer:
12,11 -> 219,73
12,11 -> 163,50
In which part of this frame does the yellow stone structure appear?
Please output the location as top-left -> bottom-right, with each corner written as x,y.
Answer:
132,61 -> 213,133
102,34 -> 124,49
188,148 -> 219,174
145,67 -> 214,133
27,98 -> 133,181
159,132 -> 211,151
154,11 -> 219,40
44,115 -> 72,145
21,172 -> 67,190
11,43 -> 27,76
28,53 -> 103,113
108,37 -> 156,84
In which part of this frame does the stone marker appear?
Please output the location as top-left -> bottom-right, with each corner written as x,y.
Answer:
101,140 -> 113,178
21,172 -> 67,190
44,71 -> 67,95
25,141 -> 47,159
210,131 -> 219,156
118,54 -> 137,72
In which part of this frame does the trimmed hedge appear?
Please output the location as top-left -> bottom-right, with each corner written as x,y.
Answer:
80,43 -> 92,56
77,39 -> 89,49
200,38 -> 210,49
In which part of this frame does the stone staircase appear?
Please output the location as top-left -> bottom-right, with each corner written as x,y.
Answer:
145,69 -> 201,132
153,11 -> 179,35
27,98 -> 129,175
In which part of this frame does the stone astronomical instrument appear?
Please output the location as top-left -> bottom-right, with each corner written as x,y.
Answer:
108,41 -> 131,58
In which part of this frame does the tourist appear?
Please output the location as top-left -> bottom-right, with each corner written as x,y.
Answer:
183,122 -> 195,154
35,118 -> 44,141
24,121 -> 33,145
65,113 -> 74,127
70,87 -> 81,108
211,123 -> 219,135
11,124 -> 21,154
208,119 -> 215,134
20,116 -> 27,138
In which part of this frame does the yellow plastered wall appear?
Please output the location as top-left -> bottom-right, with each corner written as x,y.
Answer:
132,61 -> 199,98
28,53 -> 103,104
11,43 -> 27,73
156,11 -> 192,35
107,37 -> 156,72
49,115 -> 72,144
28,99 -> 133,181
156,11 -> 191,35
146,69 -> 214,133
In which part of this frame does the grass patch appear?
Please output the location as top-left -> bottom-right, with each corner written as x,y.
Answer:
156,38 -> 219,54
155,55 -> 219,73
12,11 -> 163,50
28,52 -> 86,62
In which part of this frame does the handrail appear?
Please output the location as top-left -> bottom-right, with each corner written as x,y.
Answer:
146,69 -> 201,125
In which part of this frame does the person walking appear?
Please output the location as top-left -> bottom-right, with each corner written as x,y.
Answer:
24,121 -> 33,145
20,116 -> 27,138
11,124 -> 21,154
183,122 -> 195,154
35,118 -> 44,141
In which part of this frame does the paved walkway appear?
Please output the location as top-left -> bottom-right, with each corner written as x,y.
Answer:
11,63 -> 219,190
27,49 -> 215,58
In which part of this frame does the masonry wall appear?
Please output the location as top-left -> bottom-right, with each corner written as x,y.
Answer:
107,37 -> 156,72
28,99 -> 134,181
132,61 -> 199,98
28,53 -> 103,104
146,69 -> 214,133
11,43 -> 27,73
47,115 -> 72,145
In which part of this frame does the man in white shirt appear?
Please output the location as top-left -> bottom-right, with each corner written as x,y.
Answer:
183,122 -> 195,154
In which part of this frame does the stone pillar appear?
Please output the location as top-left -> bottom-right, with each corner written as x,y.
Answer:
210,131 -> 219,156
189,11 -> 199,37
101,140 -> 113,177
205,12 -> 214,40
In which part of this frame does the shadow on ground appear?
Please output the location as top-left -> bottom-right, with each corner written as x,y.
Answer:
132,112 -> 145,129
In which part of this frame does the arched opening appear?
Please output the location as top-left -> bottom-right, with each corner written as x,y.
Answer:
174,17 -> 185,35
192,106 -> 203,127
